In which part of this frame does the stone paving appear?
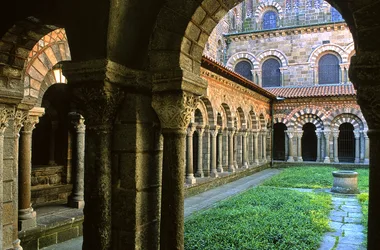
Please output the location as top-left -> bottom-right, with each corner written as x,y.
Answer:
319,195 -> 366,250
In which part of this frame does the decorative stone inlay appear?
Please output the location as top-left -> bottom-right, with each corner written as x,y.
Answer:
152,91 -> 200,130
331,171 -> 360,194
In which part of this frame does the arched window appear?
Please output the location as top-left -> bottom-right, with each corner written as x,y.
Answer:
318,54 -> 340,84
262,58 -> 281,87
262,11 -> 277,30
234,61 -> 253,81
331,7 -> 343,22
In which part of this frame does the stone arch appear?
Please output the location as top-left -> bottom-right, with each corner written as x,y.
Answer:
288,107 -> 326,129
236,107 -> 247,129
35,67 -> 68,107
200,97 -> 215,126
331,113 -> 364,131
308,43 -> 348,64
249,109 -> 259,130
254,1 -> 284,23
221,103 -> 233,128
259,113 -> 266,129
295,114 -> 324,130
274,116 -> 289,127
325,106 -> 367,129
257,49 -> 288,67
24,28 -> 71,106
193,99 -> 208,126
226,52 -> 257,70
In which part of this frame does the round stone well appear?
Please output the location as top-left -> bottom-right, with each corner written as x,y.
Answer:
331,170 -> 360,194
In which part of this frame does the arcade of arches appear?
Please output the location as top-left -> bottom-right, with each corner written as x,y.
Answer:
1,0 -> 380,249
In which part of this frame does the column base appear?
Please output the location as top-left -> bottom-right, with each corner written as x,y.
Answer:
18,208 -> 37,231
186,175 -> 196,185
297,157 -> 303,162
210,171 -> 219,178
334,158 -> 339,163
287,157 -> 294,162
364,159 -> 369,164
242,162 -> 249,169
68,199 -> 85,209
194,172 -> 204,178
355,158 -> 360,164
324,157 -> 330,163
217,166 -> 224,173
228,165 -> 235,172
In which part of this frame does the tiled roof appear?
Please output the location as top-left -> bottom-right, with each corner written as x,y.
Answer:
265,84 -> 356,98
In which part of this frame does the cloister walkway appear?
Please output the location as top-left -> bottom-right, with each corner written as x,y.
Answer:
42,168 -> 366,250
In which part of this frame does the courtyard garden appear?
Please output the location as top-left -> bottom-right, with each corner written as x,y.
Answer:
184,166 -> 369,250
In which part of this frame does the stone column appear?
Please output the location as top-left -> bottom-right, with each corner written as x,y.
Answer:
48,120 -> 59,165
296,131 -> 303,162
203,127 -> 210,176
68,113 -> 86,209
286,130 -> 294,162
152,90 -> 200,250
217,128 -> 223,173
242,131 -> 248,168
248,130 -> 254,166
354,130 -> 360,164
262,130 -> 267,162
323,130 -> 331,163
228,128 -> 236,172
0,107 -> 13,246
253,131 -> 259,165
223,129 -> 228,167
186,125 -> 196,184
360,131 -> 365,163
364,130 -> 369,164
210,127 -> 218,177
233,131 -> 238,168
316,131 -> 321,162
333,131 -> 339,163
18,115 -> 39,230
196,126 -> 204,178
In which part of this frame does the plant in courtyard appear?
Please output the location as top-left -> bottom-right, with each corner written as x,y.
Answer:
185,186 -> 331,250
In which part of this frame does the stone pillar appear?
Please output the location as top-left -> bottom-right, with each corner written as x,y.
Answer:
253,131 -> 259,165
296,131 -> 303,162
262,130 -> 267,162
210,127 -> 218,177
233,131 -> 238,168
333,131 -> 339,163
152,90 -> 200,250
217,129 -> 223,173
316,131 -> 321,162
18,115 -> 39,230
195,126 -> 204,178
228,128 -> 236,172
68,113 -> 86,209
203,127 -> 210,176
286,130 -> 294,162
223,129 -> 228,167
248,130 -> 254,165
364,130 -> 369,164
186,125 -> 196,184
0,107 -> 13,246
354,130 -> 360,164
242,131 -> 248,168
323,130 -> 331,163
360,130 -> 365,163
48,120 -> 59,166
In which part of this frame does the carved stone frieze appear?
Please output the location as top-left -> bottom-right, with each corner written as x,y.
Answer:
152,91 -> 199,130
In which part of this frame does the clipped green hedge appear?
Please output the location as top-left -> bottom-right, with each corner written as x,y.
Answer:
185,186 -> 331,250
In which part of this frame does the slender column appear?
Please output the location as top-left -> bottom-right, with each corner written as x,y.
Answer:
296,131 -> 303,162
223,129 -> 228,167
228,128 -> 236,172
262,130 -> 267,162
360,131 -> 365,163
316,131 -> 321,162
333,131 -> 339,163
249,130 -> 254,165
196,127 -> 204,177
354,130 -> 360,163
203,127 -> 210,176
66,129 -> 73,183
242,131 -> 248,168
210,127 -> 218,177
217,129 -> 223,173
48,120 -> 59,165
152,90 -> 200,250
18,115 -> 39,230
233,131 -> 238,168
364,130 -> 369,164
186,125 -> 196,184
253,131 -> 259,164
68,113 -> 86,208
286,130 -> 294,162
323,130 -> 331,163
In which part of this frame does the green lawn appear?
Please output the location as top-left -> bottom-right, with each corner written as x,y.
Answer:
185,186 -> 331,250
261,166 -> 369,192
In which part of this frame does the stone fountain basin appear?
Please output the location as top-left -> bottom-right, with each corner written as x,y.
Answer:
331,170 -> 360,194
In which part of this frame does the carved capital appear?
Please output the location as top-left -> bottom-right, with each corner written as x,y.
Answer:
69,112 -> 86,133
196,126 -> 204,136
152,91 -> 199,130
286,130 -> 294,139
332,131 -> 339,138
187,124 -> 196,136
0,106 -> 14,134
323,130 -> 331,139
23,115 -> 39,133
13,109 -> 28,134
72,84 -> 124,131
354,130 -> 360,139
